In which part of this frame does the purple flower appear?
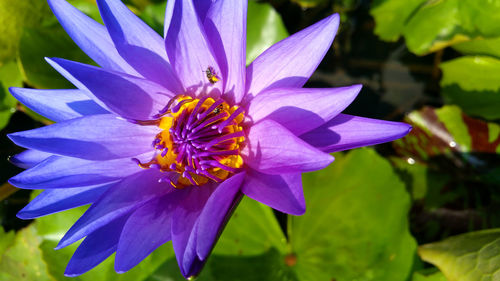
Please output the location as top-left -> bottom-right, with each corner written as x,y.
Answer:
7,0 -> 411,278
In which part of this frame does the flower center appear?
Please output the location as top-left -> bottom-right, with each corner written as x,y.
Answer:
134,96 -> 245,188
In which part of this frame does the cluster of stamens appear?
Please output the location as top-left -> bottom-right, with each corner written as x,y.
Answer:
133,95 -> 245,188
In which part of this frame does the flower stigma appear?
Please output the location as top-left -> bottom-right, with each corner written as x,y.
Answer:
133,95 -> 245,188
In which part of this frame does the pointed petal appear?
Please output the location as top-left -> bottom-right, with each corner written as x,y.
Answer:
64,215 -> 130,277
196,172 -> 244,259
10,88 -> 108,122
300,114 -> 412,152
242,169 -> 304,215
8,114 -> 159,161
205,0 -> 247,103
165,0 -> 222,96
57,169 -> 169,249
46,58 -> 171,120
243,119 -> 334,174
47,0 -> 138,75
246,14 -> 340,96
171,183 -> 215,277
8,150 -> 53,169
247,85 -> 361,135
9,153 -> 149,189
17,183 -> 112,219
115,194 -> 179,272
96,0 -> 182,93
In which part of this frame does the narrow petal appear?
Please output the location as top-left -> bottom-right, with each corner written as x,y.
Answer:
171,183 -> 215,277
242,169 -> 304,215
243,119 -> 334,174
17,183 -> 112,219
8,114 -> 159,161
164,0 -> 212,37
115,194 -> 179,272
96,0 -> 182,93
57,169 -> 169,249
205,0 -> 247,103
65,215 -> 130,277
165,0 -> 222,96
47,0 -> 138,75
46,58 -> 172,120
196,172 -> 245,259
8,150 -> 53,169
246,14 -> 340,96
247,85 -> 362,135
9,153 -> 149,189
9,88 -> 108,122
300,114 -> 412,152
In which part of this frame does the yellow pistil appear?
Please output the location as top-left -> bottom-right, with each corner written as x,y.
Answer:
142,96 -> 245,188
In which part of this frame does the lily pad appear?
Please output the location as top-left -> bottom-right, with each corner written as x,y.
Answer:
291,148 -> 416,281
371,0 -> 500,55
18,26 -> 93,90
0,0 -> 52,63
0,60 -> 23,130
419,228 -> 500,281
441,56 -> 500,120
246,1 -> 288,65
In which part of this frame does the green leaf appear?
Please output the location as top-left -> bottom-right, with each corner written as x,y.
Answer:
453,37 -> 500,60
291,148 -> 416,281
18,26 -> 93,89
412,271 -> 448,281
0,60 -> 23,130
290,0 -> 329,8
0,226 -> 56,281
0,227 -> 16,262
246,1 -> 288,65
419,229 -> 500,281
441,56 -> 500,120
370,0 -> 427,41
0,0 -> 52,63
140,1 -> 167,35
213,196 -> 287,256
371,0 -> 500,55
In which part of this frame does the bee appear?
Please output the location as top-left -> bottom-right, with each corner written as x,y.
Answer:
204,66 -> 220,84
213,104 -> 224,114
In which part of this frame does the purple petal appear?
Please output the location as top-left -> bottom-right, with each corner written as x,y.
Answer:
241,169 -> 304,215
196,172 -> 245,259
163,0 -> 213,37
17,183 -> 112,219
96,0 -> 183,93
165,0 -> 222,96
47,0 -> 138,75
246,13 -> 340,96
171,183 -> 216,277
57,169 -> 169,249
8,114 -> 159,161
9,88 -> 108,122
9,153 -> 149,189
243,119 -> 334,174
205,0 -> 247,104
300,114 -> 412,152
115,194 -> 179,273
46,58 -> 172,120
65,215 -> 130,277
247,85 -> 361,135
8,150 -> 53,169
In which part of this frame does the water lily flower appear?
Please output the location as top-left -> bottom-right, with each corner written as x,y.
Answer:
7,0 -> 411,278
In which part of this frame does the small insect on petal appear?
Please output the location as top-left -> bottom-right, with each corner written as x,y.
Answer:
205,66 -> 220,84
